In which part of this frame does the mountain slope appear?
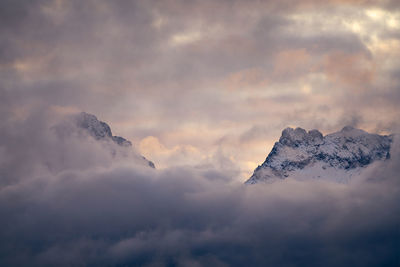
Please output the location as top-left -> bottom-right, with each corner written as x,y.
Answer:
74,112 -> 155,168
245,126 -> 392,184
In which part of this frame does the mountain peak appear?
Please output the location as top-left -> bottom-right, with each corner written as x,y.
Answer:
74,112 -> 155,168
75,112 -> 132,147
335,125 -> 369,138
279,127 -> 323,147
341,125 -> 355,131
246,126 -> 392,184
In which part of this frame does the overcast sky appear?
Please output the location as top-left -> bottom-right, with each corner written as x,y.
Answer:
1,1 -> 400,266
2,0 -> 400,179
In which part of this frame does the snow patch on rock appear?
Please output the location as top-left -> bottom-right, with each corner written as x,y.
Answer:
73,112 -> 155,168
245,126 -> 393,184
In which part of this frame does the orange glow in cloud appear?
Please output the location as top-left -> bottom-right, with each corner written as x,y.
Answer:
322,52 -> 375,87
139,136 -> 206,168
221,68 -> 268,91
274,49 -> 311,76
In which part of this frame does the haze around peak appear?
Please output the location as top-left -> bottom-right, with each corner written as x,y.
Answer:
246,126 -> 393,184
1,1 -> 400,265
1,106 -> 400,266
1,0 -> 400,179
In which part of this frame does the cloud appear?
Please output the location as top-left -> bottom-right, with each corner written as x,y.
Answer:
1,0 -> 400,176
139,135 -> 206,168
1,1 -> 400,264
0,108 -> 399,266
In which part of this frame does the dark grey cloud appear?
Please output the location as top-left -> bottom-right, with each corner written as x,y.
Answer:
1,107 -> 400,266
0,0 -> 397,134
1,1 -> 400,264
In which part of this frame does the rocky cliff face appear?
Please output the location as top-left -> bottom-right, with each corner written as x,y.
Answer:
75,112 -> 132,147
245,126 -> 393,184
74,112 -> 155,168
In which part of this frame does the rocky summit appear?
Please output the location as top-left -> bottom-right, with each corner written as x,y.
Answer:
75,112 -> 155,168
75,112 -> 133,147
245,126 -> 393,184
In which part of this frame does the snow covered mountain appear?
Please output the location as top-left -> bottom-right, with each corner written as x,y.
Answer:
75,112 -> 133,147
74,112 -> 155,168
245,126 -> 393,184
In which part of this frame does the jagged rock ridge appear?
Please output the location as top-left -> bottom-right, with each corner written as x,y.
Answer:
76,112 -> 133,146
245,126 -> 392,184
75,112 -> 155,168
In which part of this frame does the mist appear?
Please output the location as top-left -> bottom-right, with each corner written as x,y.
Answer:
0,109 -> 399,266
1,0 -> 400,266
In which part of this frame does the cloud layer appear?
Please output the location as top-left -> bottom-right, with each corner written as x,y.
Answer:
1,1 -> 400,265
0,109 -> 399,266
1,0 -> 400,178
